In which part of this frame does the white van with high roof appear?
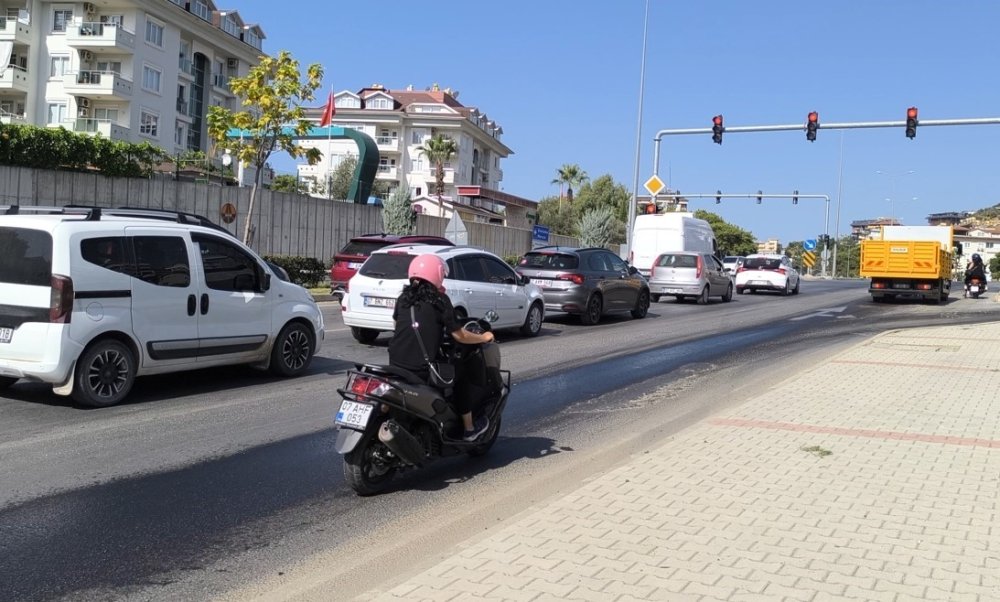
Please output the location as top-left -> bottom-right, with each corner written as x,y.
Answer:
629,213 -> 718,278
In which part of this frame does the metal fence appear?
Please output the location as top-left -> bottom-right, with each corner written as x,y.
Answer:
0,165 -> 579,262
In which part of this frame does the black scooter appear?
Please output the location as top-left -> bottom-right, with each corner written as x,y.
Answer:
334,318 -> 510,495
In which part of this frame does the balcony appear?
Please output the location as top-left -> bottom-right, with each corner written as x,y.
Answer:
376,136 -> 399,151
211,73 -> 232,94
424,167 -> 455,185
0,111 -> 26,125
0,65 -> 29,93
66,22 -> 135,53
376,165 -> 397,179
64,71 -> 133,100
0,16 -> 31,45
72,118 -> 130,141
176,97 -> 190,117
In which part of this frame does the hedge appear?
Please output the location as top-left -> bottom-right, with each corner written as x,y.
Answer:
0,123 -> 168,177
263,255 -> 327,288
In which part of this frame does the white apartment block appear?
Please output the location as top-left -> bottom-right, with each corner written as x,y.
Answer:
0,0 -> 265,156
298,84 -> 512,208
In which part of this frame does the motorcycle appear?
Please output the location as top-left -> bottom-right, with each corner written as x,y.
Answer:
333,316 -> 510,495
965,277 -> 987,299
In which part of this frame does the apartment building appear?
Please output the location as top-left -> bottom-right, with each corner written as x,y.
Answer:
0,0 -> 265,156
298,84 -> 513,210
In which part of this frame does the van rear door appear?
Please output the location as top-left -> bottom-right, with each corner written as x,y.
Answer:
0,226 -> 55,361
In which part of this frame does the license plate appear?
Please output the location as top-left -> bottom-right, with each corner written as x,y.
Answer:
335,400 -> 374,429
750,280 -> 769,286
348,262 -> 363,269
658,287 -> 682,294
970,285 -> 980,293
0,327 -> 11,344
363,296 -> 396,308
530,278 -> 549,287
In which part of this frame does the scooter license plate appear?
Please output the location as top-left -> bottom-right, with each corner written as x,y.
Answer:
335,400 -> 374,429
970,285 -> 980,293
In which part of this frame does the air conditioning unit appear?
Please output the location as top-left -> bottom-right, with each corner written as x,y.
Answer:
78,98 -> 91,109
83,2 -> 97,15
78,107 -> 90,118
226,58 -> 238,70
80,50 -> 93,63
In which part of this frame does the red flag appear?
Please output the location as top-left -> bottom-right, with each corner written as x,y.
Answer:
319,91 -> 335,127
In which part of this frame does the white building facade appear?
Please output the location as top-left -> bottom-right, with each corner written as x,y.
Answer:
0,0 -> 265,157
298,84 -> 512,206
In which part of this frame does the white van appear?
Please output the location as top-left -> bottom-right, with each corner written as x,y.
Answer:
630,213 -> 718,277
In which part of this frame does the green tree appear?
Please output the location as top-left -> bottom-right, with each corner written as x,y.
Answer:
990,254 -> 1000,281
270,174 -> 309,194
692,210 -> 757,256
833,236 -> 861,278
578,206 -> 619,248
207,50 -> 323,244
328,156 -> 357,200
382,186 -> 415,235
574,175 -> 630,223
551,163 -> 589,203
784,241 -> 809,273
536,195 -> 578,237
419,134 -> 457,212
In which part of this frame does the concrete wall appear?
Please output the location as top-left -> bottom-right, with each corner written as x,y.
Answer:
0,166 -> 579,262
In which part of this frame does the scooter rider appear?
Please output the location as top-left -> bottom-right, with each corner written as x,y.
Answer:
964,253 -> 987,294
388,253 -> 494,441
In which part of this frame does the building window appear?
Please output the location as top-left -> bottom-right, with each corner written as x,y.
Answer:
142,66 -> 162,93
52,9 -> 72,32
222,15 -> 239,37
94,107 -> 119,122
47,103 -> 68,125
49,55 -> 70,78
96,60 -> 122,74
145,20 -> 164,46
100,15 -> 124,26
336,96 -> 360,109
140,110 -> 159,137
411,131 -> 423,144
367,97 -> 392,110
175,122 -> 185,146
191,0 -> 210,21
411,159 -> 425,171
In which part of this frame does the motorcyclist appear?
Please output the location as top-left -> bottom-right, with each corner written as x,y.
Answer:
388,253 -> 494,441
964,253 -> 987,295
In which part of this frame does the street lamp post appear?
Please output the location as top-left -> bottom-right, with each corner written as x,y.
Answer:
875,169 -> 915,225
626,0 -> 650,261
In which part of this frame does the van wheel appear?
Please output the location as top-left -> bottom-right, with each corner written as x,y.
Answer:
696,286 -> 710,305
722,283 -> 733,302
351,327 -> 380,344
0,376 -> 17,390
520,303 -> 543,336
579,294 -> 603,325
72,340 -> 136,408
271,322 -> 315,376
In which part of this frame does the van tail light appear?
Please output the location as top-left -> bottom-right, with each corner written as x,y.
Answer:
50,274 -> 74,324
696,256 -> 704,279
558,273 -> 586,286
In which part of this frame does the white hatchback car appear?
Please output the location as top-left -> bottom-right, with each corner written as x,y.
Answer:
734,254 -> 801,295
342,245 -> 545,343
0,206 -> 324,407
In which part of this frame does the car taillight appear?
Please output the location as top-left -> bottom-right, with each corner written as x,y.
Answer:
776,268 -> 786,275
349,374 -> 391,396
50,274 -> 74,324
696,256 -> 703,279
736,266 -> 745,273
557,273 -> 585,286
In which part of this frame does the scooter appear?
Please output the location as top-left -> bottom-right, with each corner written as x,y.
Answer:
965,277 -> 987,299
333,318 -> 510,496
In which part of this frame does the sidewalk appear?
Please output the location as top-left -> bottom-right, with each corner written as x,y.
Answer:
364,322 -> 1000,601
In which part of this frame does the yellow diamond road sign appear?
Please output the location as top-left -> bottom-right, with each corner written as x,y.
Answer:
644,174 -> 665,196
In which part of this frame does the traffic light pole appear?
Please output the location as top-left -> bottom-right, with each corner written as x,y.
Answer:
652,192 -> 832,277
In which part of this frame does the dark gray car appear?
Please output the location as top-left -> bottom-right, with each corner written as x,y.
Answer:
514,247 -> 650,325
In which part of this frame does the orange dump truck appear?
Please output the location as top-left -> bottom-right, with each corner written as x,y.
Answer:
859,225 -> 955,303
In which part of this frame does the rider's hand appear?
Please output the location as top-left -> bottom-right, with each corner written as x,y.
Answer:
483,331 -> 495,343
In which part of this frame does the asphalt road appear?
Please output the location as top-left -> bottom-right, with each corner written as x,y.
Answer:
2,279 -> 998,601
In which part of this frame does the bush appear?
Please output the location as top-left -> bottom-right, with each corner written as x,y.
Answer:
0,123 -> 168,177
503,254 -> 522,267
263,255 -> 327,288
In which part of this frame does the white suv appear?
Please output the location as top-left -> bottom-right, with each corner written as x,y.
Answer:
734,253 -> 801,295
0,206 -> 324,407
342,244 -> 545,343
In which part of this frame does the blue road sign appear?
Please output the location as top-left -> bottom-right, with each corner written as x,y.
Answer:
804,239 -> 817,251
532,225 -> 550,249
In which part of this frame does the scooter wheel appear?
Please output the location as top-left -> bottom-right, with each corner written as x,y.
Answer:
467,416 -> 501,457
344,441 -> 396,496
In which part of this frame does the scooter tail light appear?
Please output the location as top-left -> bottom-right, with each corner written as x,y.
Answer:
349,374 -> 391,396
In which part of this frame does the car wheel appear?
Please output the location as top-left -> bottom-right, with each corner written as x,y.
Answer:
270,321 -> 315,376
696,286 -> 710,305
631,289 -> 650,319
793,279 -> 801,295
351,327 -> 380,345
71,339 -> 136,408
782,281 -> 791,296
722,282 -> 733,302
579,294 -> 603,325
736,287 -> 745,295
0,376 -> 17,390
650,294 -> 661,303
520,302 -> 543,336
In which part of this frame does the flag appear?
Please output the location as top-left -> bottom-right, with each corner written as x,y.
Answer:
319,91 -> 335,127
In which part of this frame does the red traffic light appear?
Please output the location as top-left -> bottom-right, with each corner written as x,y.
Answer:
907,107 -> 918,119
645,203 -> 656,214
713,115 -> 723,126
807,111 -> 819,123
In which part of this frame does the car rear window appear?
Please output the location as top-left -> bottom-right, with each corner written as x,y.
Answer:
340,240 -> 391,257
655,254 -> 698,268
358,253 -> 413,279
744,257 -> 783,270
0,226 -> 52,286
519,253 -> 579,270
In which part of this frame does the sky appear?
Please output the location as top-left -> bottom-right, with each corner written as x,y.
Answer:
240,0 -> 1000,244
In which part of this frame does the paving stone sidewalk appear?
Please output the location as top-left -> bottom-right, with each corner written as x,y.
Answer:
363,322 -> 1000,601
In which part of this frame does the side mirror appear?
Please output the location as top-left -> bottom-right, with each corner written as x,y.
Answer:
519,274 -> 530,286
628,265 -> 639,275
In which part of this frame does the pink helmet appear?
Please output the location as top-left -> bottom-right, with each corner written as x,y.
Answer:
408,253 -> 448,292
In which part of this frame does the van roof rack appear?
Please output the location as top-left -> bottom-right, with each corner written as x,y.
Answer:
2,204 -> 101,220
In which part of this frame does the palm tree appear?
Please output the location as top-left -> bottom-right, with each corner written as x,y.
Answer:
551,163 -> 589,205
419,134 -> 458,216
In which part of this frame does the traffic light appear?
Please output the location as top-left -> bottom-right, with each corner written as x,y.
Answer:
792,190 -> 799,205
645,203 -> 656,214
906,107 -> 918,139
756,190 -> 763,204
806,111 -> 819,142
715,190 -> 722,204
712,115 -> 724,145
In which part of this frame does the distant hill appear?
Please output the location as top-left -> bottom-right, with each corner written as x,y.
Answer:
959,204 -> 1000,230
